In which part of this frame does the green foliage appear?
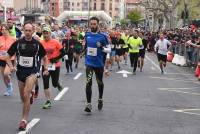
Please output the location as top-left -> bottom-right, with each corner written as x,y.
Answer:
127,9 -> 142,25
120,19 -> 128,26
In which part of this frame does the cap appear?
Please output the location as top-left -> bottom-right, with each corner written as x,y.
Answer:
42,26 -> 51,32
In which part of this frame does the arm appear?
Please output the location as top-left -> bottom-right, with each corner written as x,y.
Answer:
50,48 -> 65,63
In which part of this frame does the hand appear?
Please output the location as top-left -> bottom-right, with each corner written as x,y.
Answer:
10,66 -> 17,72
43,69 -> 49,76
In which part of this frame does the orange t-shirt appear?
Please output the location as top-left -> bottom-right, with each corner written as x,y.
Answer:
0,36 -> 16,61
41,39 -> 63,67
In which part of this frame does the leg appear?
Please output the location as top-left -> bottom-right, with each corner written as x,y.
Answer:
130,53 -> 134,67
51,67 -> 63,91
21,75 -> 37,121
65,60 -> 69,73
133,53 -> 139,72
85,66 -> 93,103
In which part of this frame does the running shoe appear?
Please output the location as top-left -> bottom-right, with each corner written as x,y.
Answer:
98,99 -> 103,110
84,103 -> 92,113
18,120 -> 27,131
42,100 -> 51,109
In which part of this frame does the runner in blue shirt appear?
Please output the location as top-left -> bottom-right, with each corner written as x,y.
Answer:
84,17 -> 110,113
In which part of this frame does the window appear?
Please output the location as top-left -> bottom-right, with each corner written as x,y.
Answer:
109,3 -> 112,10
115,0 -> 119,2
101,3 -> 105,10
94,3 -> 96,10
77,2 -> 80,6
72,2 -> 74,6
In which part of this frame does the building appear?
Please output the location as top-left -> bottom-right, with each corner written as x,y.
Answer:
125,0 -> 143,17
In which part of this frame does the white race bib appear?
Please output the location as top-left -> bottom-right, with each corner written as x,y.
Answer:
0,51 -> 7,57
48,63 -> 56,71
19,56 -> 33,67
87,47 -> 97,56
116,45 -> 121,49
111,44 -> 115,49
64,55 -> 68,60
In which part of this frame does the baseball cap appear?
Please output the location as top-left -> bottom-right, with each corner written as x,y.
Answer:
42,26 -> 51,32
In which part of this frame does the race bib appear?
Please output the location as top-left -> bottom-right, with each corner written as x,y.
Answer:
19,56 -> 33,67
87,47 -> 97,56
48,63 -> 56,71
116,45 -> 121,49
111,44 -> 115,49
0,51 -> 7,57
64,55 -> 68,60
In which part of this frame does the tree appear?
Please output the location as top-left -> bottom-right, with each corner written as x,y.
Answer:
127,9 -> 142,26
120,19 -> 128,27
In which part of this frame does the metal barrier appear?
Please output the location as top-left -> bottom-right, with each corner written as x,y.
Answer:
171,41 -> 200,67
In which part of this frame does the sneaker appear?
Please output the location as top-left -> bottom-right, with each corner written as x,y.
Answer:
58,84 -> 63,92
30,91 -> 34,105
118,66 -> 121,70
84,103 -> 92,113
98,99 -> 103,110
43,100 -> 51,109
4,91 -> 11,96
18,120 -> 27,131
161,70 -> 164,74
133,71 -> 136,75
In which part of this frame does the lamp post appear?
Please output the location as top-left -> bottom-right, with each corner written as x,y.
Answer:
168,4 -> 172,29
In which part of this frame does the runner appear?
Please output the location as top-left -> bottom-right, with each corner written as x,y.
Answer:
154,33 -> 172,74
0,24 -> 16,96
138,32 -> 148,72
6,22 -> 49,131
127,31 -> 143,75
41,26 -> 65,109
83,17 -> 109,113
62,33 -> 75,74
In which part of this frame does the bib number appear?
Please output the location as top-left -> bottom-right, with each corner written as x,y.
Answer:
48,63 -> 56,71
0,51 -> 7,57
87,47 -> 97,56
19,56 -> 33,67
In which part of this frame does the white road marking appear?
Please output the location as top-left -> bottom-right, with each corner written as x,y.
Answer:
146,55 -> 161,71
164,72 -> 193,76
18,118 -> 40,134
117,70 -> 132,78
54,87 -> 69,101
123,73 -> 128,77
150,76 -> 199,84
174,109 -> 200,116
73,73 -> 82,80
158,87 -> 200,90
158,88 -> 200,96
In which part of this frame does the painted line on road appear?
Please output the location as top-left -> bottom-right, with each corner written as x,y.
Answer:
174,109 -> 200,116
158,88 -> 200,96
158,87 -> 200,90
164,72 -> 193,76
54,87 -> 69,101
146,55 -> 161,71
123,73 -> 128,77
73,73 -> 82,80
150,76 -> 199,84
18,118 -> 40,134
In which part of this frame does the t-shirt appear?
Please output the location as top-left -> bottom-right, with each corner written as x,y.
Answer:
0,36 -> 16,61
154,39 -> 171,55
7,37 -> 46,70
128,37 -> 143,53
41,39 -> 63,67
62,38 -> 75,55
85,32 -> 109,67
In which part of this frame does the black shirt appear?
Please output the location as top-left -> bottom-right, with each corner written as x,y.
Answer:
8,37 -> 46,69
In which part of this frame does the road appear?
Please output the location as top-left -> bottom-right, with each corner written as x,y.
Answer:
0,52 -> 200,134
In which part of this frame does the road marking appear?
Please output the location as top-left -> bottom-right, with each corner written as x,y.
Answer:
146,55 -> 161,71
18,118 -> 40,134
117,70 -> 132,78
73,73 -> 82,80
158,88 -> 200,96
150,76 -> 199,84
158,87 -> 200,90
165,72 -> 193,76
174,109 -> 200,116
54,87 -> 69,101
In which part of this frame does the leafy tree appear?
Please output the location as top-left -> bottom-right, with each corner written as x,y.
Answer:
127,9 -> 142,26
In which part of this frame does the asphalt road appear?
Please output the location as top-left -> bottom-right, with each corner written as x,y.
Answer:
0,52 -> 200,134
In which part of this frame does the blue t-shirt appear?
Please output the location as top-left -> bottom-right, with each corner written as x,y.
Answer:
85,32 -> 108,67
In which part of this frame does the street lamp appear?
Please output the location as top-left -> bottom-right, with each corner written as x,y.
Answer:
88,0 -> 91,27
168,4 -> 172,29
